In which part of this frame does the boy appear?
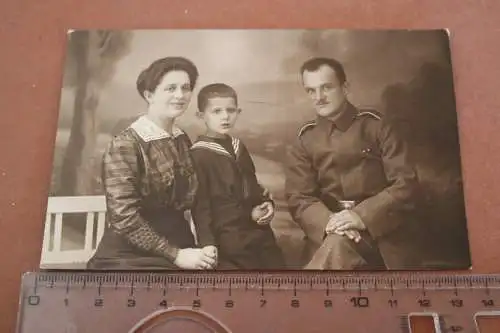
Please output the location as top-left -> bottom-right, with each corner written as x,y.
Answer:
190,83 -> 285,270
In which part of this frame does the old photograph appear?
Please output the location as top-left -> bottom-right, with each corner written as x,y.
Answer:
40,29 -> 471,270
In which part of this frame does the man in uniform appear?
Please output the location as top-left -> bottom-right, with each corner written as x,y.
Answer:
285,57 -> 421,270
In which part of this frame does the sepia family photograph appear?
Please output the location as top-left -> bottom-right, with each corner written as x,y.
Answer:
40,29 -> 471,270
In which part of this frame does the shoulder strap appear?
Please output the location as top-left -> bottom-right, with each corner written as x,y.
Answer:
357,109 -> 382,120
298,120 -> 317,137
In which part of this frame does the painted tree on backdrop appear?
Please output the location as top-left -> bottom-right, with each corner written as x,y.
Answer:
59,30 -> 132,196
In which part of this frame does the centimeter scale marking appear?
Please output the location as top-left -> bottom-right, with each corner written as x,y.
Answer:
16,272 -> 500,333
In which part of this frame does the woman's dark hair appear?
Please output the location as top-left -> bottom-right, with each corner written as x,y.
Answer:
300,57 -> 347,85
136,56 -> 199,99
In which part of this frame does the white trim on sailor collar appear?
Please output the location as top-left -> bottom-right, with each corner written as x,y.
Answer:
129,115 -> 184,142
191,136 -> 241,158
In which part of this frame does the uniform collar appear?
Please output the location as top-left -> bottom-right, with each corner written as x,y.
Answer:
316,101 -> 358,133
129,115 -> 184,142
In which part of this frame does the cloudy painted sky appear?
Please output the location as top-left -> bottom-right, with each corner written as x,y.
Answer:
112,29 -> 303,86
57,29 -> 453,132
109,29 -> 449,89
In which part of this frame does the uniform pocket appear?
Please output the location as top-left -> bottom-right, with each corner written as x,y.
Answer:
340,149 -> 387,199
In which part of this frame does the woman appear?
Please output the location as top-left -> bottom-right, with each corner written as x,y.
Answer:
87,57 -> 217,270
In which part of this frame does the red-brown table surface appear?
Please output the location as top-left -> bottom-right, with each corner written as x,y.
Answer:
1,1 -> 500,332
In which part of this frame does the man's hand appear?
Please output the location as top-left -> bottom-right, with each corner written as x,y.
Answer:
326,214 -> 362,242
335,229 -> 362,243
325,209 -> 366,236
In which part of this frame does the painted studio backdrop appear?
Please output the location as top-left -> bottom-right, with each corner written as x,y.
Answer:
42,29 -> 470,269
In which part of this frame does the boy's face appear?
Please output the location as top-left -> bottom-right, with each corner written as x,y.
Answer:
198,97 -> 241,136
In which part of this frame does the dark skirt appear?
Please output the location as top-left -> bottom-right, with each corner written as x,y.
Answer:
87,207 -> 195,270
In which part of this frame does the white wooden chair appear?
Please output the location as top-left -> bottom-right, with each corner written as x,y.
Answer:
40,195 -> 106,269
40,195 -> 199,269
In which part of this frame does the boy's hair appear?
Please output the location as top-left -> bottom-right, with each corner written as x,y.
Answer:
197,83 -> 238,113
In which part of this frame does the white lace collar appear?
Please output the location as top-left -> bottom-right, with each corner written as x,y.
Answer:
129,115 -> 184,142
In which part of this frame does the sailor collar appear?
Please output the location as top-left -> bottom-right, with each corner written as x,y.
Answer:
191,135 -> 241,158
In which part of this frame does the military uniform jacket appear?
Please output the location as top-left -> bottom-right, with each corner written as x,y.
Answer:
285,102 -> 420,267
190,135 -> 273,249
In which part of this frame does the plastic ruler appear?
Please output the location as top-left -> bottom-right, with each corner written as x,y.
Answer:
15,272 -> 500,333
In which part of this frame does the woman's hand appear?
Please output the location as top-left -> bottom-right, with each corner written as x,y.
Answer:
202,245 -> 218,266
202,245 -> 218,258
174,248 -> 217,270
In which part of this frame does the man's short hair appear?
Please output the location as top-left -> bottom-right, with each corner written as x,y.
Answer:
197,83 -> 238,113
300,57 -> 347,85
